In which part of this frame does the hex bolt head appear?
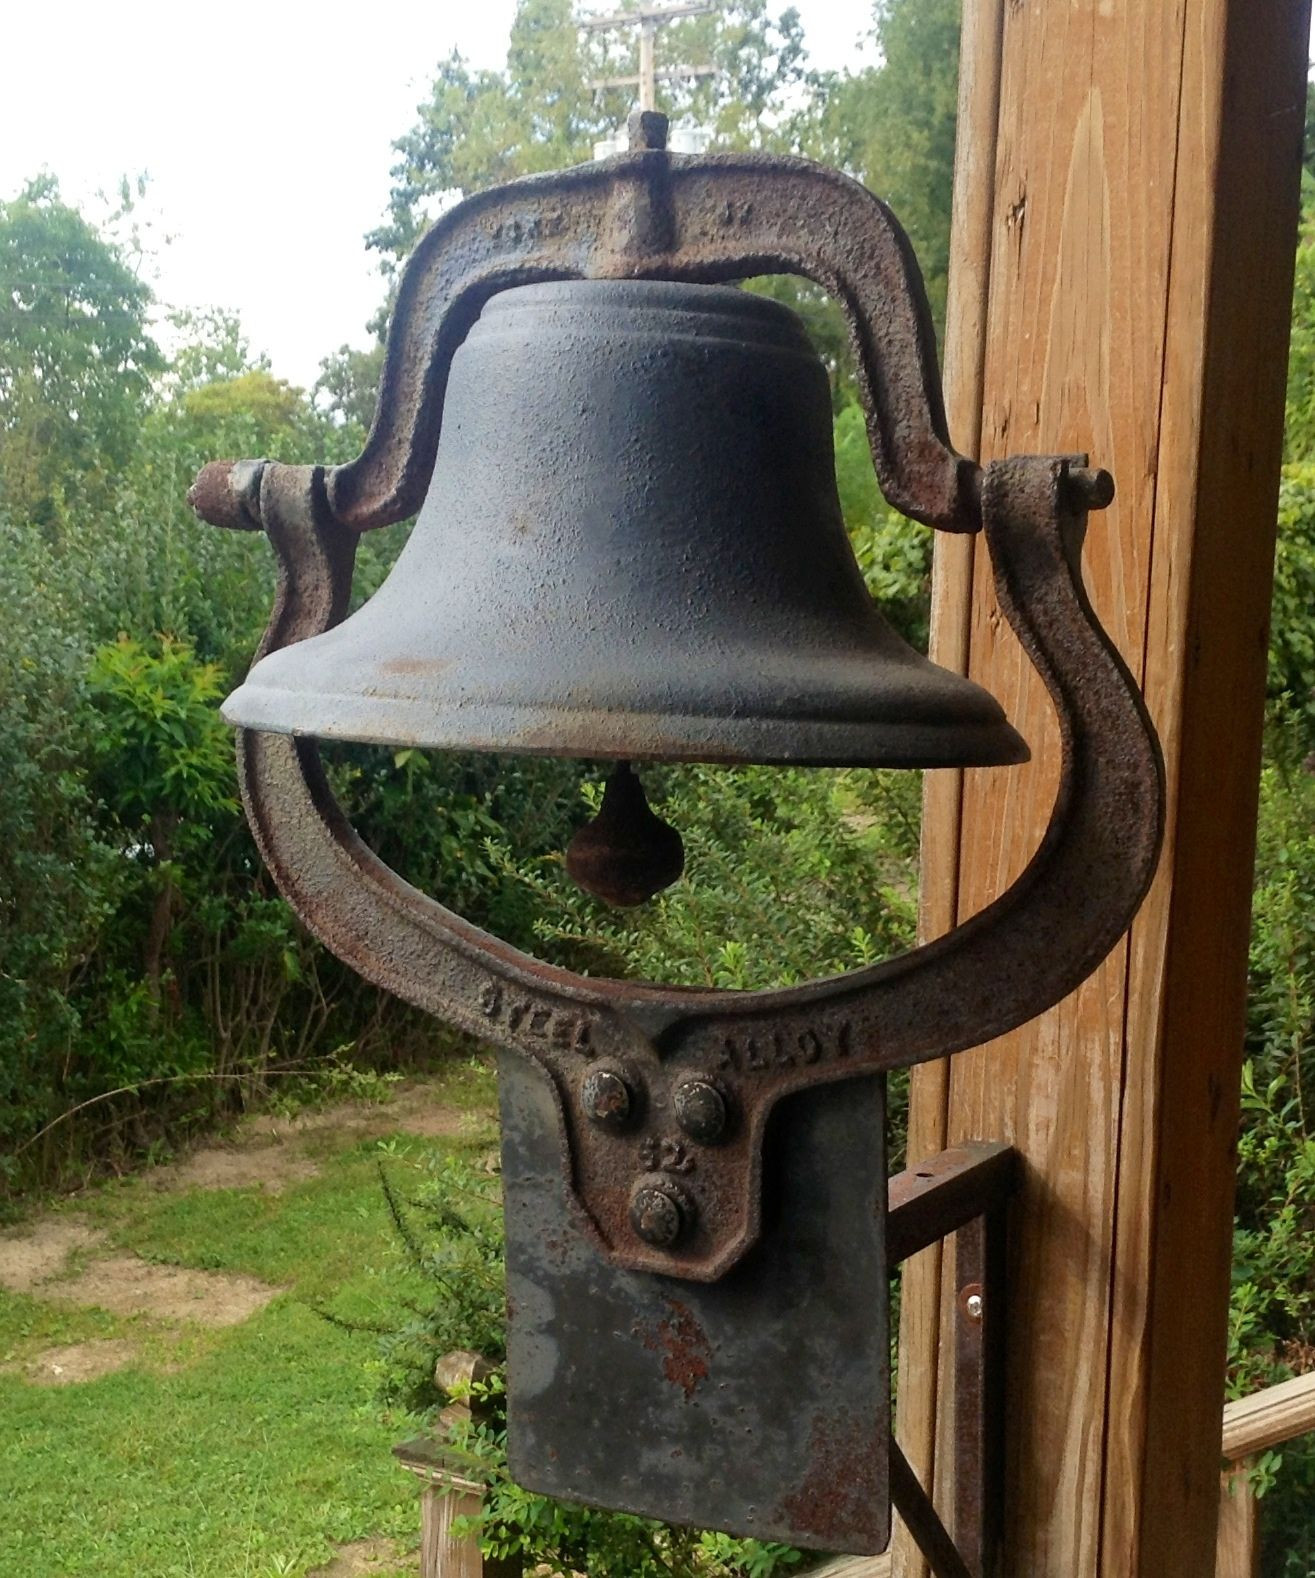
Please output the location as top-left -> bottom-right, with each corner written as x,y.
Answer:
630,1182 -> 693,1249
581,1067 -> 636,1133
673,1077 -> 729,1145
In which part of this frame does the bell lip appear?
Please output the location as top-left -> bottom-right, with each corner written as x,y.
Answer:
221,685 -> 1031,770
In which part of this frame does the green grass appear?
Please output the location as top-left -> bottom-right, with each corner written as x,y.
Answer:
0,1061 -> 500,1577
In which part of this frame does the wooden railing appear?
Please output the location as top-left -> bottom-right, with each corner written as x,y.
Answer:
1217,1371 -> 1315,1578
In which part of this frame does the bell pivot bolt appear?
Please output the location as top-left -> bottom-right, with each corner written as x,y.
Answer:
673,1077 -> 729,1145
581,1067 -> 638,1132
630,1181 -> 695,1248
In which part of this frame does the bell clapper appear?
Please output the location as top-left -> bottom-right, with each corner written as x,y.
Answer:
564,762 -> 685,907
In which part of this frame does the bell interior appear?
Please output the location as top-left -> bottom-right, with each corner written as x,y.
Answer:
223,279 -> 1027,770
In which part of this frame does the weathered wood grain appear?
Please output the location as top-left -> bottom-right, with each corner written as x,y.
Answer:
1222,1372 -> 1315,1463
814,1554 -> 894,1578
901,2 -> 1310,1573
895,4 -> 1008,1573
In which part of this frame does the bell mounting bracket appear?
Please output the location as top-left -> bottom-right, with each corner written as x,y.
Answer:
191,119 -> 1164,1286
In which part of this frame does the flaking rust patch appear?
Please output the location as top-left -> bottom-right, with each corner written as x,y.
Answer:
636,1297 -> 711,1400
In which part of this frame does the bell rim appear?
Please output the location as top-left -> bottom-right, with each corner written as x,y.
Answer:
221,685 -> 1031,770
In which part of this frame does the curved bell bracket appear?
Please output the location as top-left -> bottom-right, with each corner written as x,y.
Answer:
193,456 -> 1163,1282
325,134 -> 980,534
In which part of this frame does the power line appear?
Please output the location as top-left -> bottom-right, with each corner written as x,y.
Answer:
580,2 -> 719,113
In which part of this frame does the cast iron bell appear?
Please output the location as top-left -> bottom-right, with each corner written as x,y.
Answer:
222,279 -> 1026,771
193,123 -> 1165,1565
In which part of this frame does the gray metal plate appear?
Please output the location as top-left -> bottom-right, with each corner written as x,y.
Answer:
499,1053 -> 891,1555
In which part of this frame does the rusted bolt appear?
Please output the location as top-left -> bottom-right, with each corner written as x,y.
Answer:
673,1078 -> 728,1145
630,1181 -> 694,1248
581,1067 -> 637,1132
1065,465 -> 1115,513
960,1282 -> 985,1323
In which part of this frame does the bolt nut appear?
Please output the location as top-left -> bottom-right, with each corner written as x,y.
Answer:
673,1077 -> 729,1145
630,1181 -> 694,1248
581,1067 -> 637,1133
1065,464 -> 1116,513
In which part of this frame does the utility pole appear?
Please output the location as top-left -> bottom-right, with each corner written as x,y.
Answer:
581,2 -> 718,113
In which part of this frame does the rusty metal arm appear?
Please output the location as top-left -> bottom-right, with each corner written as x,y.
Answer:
890,1443 -> 976,1578
886,1141 -> 1016,1266
882,1144 -> 1015,1578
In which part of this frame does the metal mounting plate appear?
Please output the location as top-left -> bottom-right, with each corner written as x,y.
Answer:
500,1053 -> 891,1554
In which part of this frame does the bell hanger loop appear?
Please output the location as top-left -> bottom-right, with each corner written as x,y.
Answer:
315,123 -> 978,533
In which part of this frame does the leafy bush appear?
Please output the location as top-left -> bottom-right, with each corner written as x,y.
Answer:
1235,754 -> 1315,1574
1266,465 -> 1315,767
0,522 -> 123,1173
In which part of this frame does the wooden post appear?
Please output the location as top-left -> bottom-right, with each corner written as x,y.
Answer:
394,1352 -> 521,1578
1216,1466 -> 1260,1578
896,4 -> 1311,1576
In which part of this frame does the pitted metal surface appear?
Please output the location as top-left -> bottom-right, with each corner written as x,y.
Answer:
499,1052 -> 891,1553
220,280 -> 1025,770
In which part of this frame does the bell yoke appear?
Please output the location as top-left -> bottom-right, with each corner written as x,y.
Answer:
190,111 -> 1163,1570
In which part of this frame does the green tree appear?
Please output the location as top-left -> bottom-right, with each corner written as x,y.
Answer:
315,342 -> 384,435
84,636 -> 237,1006
164,307 -> 255,393
369,0 -> 808,271
0,176 -> 161,526
806,0 -> 961,330
181,370 -> 311,453
1305,80 -> 1315,183
1285,182 -> 1315,461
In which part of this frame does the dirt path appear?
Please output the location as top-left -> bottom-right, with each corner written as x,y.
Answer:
0,1077 -> 466,1387
307,1538 -> 409,1576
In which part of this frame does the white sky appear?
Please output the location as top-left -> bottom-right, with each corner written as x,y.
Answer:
6,4 -> 1313,390
0,1 -> 879,389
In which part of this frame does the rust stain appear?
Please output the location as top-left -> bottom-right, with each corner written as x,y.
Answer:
638,1297 -> 711,1400
379,657 -> 452,676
